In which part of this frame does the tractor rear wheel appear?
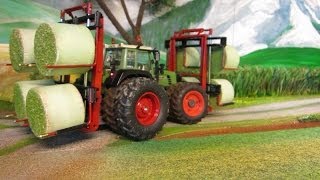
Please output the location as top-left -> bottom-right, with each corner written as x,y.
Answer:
168,82 -> 208,124
115,77 -> 168,141
101,87 -> 121,134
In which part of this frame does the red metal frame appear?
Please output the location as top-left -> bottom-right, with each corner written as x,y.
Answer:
60,2 -> 104,133
60,3 -> 92,21
167,28 -> 213,90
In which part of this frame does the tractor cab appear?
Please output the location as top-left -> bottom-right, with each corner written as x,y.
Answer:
104,43 -> 156,72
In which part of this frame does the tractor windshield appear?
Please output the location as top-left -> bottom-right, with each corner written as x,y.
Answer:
104,47 -> 154,72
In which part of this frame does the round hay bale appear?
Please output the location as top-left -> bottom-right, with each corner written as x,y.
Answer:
211,79 -> 235,105
13,79 -> 55,120
184,47 -> 200,67
34,23 -> 95,76
26,84 -> 85,138
9,29 -> 37,72
223,45 -> 240,69
210,45 -> 239,75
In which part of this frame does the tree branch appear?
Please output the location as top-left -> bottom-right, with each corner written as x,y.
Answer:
135,0 -> 146,35
120,0 -> 135,30
96,0 -> 135,44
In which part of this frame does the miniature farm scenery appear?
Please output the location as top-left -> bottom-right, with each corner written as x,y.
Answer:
0,0 -> 320,179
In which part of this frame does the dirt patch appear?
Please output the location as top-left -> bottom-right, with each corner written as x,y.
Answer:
157,121 -> 320,140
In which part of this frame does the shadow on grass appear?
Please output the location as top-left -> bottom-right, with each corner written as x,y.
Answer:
38,125 -> 110,148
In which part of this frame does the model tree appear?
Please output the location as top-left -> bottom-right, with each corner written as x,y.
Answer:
95,0 -> 174,45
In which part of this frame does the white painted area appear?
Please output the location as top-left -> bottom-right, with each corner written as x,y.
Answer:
197,0 -> 320,55
275,1 -> 320,47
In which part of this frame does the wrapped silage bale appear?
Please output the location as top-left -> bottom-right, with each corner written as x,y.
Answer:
13,79 -> 55,119
9,29 -> 37,72
223,45 -> 240,69
26,84 -> 85,138
34,23 -> 95,76
184,47 -> 200,67
211,79 -> 235,106
211,45 -> 240,74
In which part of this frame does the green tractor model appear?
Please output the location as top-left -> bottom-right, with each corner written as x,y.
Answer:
94,28 -> 240,140
11,3 -> 239,141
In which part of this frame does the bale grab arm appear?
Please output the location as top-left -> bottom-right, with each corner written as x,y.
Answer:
59,2 -> 104,132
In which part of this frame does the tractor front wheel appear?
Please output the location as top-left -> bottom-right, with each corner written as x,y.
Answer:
115,77 -> 168,141
168,83 -> 208,124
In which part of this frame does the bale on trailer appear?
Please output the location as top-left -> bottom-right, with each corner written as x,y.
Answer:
9,29 -> 37,72
211,79 -> 235,105
211,45 -> 240,74
13,79 -> 55,120
34,23 -> 95,76
26,84 -> 85,138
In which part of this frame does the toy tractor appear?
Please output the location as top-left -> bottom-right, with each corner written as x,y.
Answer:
95,29 -> 239,140
12,2 -> 239,141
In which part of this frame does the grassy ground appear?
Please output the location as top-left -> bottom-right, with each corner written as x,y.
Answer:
98,127 -> 320,179
225,94 -> 320,109
241,47 -> 320,67
0,123 -> 11,130
158,116 -> 296,138
0,137 -> 38,156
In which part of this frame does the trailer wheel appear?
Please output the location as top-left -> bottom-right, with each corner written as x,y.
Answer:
168,82 -> 208,124
115,77 -> 168,141
101,88 -> 121,134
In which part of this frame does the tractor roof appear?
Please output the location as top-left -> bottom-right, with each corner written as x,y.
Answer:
105,43 -> 154,51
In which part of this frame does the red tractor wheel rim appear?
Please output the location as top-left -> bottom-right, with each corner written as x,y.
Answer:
182,90 -> 205,117
135,92 -> 160,126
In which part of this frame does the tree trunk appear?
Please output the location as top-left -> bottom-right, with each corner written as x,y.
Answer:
96,0 -> 135,44
96,0 -> 147,45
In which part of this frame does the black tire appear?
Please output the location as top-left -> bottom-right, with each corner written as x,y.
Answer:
168,82 -> 208,124
101,87 -> 121,134
115,77 -> 168,141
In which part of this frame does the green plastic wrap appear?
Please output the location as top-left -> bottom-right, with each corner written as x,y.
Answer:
13,79 -> 55,119
26,84 -> 85,138
34,23 -> 95,76
9,29 -> 37,72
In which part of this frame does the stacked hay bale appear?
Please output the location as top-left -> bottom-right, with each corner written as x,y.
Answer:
28,23 -> 94,137
211,45 -> 240,74
9,29 -> 37,72
34,23 -> 95,76
13,79 -> 55,120
26,84 -> 85,138
10,23 -> 94,137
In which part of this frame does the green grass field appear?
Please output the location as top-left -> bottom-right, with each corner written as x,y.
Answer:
241,47 -> 320,67
98,127 -> 320,179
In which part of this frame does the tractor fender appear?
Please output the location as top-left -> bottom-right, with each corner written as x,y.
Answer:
211,79 -> 235,106
104,69 -> 153,88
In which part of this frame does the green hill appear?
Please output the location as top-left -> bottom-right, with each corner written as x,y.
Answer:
0,0 -> 123,44
0,0 -> 59,43
240,47 -> 320,67
141,0 -> 211,50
